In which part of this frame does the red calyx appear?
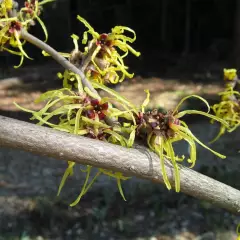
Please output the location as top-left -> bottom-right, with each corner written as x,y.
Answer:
105,40 -> 112,47
173,118 -> 180,125
91,99 -> 100,107
87,110 -> 95,119
98,112 -> 106,120
97,132 -> 105,140
27,9 -> 33,14
100,102 -> 108,111
96,33 -> 110,46
136,112 -> 144,124
100,34 -> 108,40
9,21 -> 22,33
168,117 -> 180,126
25,2 -> 30,7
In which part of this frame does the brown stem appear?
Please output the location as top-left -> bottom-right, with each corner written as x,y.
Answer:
79,42 -> 98,72
20,29 -> 117,126
0,115 -> 240,214
20,29 -> 99,96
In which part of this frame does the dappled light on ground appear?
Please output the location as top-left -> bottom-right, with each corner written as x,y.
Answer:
0,70 -> 223,114
117,76 -> 223,110
1,66 -> 240,240
0,77 -> 44,111
0,62 -> 61,112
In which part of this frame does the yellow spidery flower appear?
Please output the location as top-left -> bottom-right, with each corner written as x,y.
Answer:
210,92 -> 240,142
137,94 -> 228,192
77,15 -> 140,84
14,76 -> 138,205
19,0 -> 54,42
0,0 -> 53,67
223,68 -> 237,81
43,18 -> 140,85
0,0 -> 13,18
210,68 -> 240,142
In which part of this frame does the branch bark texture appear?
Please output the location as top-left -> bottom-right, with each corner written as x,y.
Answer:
20,30 -> 99,96
0,115 -> 240,214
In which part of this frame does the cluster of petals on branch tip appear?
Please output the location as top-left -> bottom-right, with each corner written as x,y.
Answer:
210,68 -> 240,143
11,9 -> 229,205
135,92 -> 227,192
42,15 -> 141,86
0,0 -> 53,67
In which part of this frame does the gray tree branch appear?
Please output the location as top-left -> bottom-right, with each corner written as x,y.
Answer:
20,29 -> 98,96
0,115 -> 240,214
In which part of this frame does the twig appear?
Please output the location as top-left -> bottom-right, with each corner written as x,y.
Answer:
0,115 -> 240,214
79,42 -> 98,72
20,29 -> 99,96
20,29 -> 117,126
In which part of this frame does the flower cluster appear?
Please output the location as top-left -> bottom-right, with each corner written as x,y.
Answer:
13,12 -> 229,204
42,15 -> 140,85
135,95 -> 227,191
78,15 -> 141,84
0,0 -> 52,67
210,68 -> 240,142
15,78 -> 136,205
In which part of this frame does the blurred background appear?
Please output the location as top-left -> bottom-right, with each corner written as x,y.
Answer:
1,0 -> 240,239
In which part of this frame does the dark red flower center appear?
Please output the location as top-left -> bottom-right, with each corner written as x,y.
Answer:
90,99 -> 100,106
91,100 -> 108,111
136,112 -> 144,125
96,34 -> 113,47
9,21 -> 22,33
87,100 -> 109,120
86,110 -> 95,119
24,0 -> 38,15
85,128 -> 111,140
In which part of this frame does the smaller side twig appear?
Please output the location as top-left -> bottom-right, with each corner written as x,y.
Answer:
20,29 -> 99,96
20,29 -> 117,126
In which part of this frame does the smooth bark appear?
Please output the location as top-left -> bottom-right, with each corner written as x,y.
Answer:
0,115 -> 240,214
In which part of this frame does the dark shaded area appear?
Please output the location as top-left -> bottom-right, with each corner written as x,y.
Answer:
0,0 -> 237,82
0,109 -> 31,122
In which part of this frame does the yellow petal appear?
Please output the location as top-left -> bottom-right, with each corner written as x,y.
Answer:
57,161 -> 75,196
70,166 -> 92,206
165,140 -> 180,192
141,89 -> 150,113
173,95 -> 210,115
154,137 -> 172,190
175,110 -> 229,129
177,125 -> 226,159
34,13 -> 48,42
116,173 -> 127,201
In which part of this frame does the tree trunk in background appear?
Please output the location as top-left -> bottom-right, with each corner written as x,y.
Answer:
183,0 -> 191,55
234,0 -> 240,69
